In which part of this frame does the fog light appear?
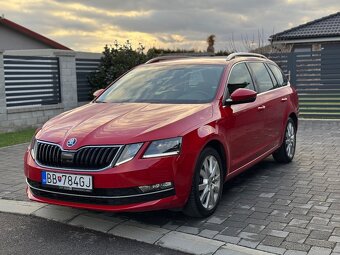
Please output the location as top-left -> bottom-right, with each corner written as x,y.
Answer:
139,182 -> 173,193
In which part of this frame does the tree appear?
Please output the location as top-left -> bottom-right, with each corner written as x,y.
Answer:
207,35 -> 215,53
89,41 -> 148,91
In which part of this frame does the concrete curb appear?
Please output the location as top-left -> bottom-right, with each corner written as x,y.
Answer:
0,199 -> 274,255
299,118 -> 340,122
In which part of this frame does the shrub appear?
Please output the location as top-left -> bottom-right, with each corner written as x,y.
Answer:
89,41 -> 231,92
89,41 -> 148,91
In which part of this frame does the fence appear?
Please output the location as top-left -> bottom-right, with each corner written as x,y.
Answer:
267,49 -> 340,119
0,50 -> 101,132
76,58 -> 101,102
4,55 -> 61,108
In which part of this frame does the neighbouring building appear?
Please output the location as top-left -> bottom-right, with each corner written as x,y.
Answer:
266,12 -> 340,119
270,12 -> 340,52
0,16 -> 71,51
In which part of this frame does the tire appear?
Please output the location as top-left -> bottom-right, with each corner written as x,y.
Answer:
273,117 -> 296,163
183,147 -> 224,217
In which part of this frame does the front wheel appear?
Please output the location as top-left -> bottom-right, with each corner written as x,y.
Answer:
273,118 -> 296,163
183,147 -> 223,217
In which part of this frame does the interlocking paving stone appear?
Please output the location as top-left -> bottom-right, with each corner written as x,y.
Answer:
177,225 -> 200,235
243,224 -> 266,234
261,236 -> 285,247
221,227 -> 244,237
268,230 -> 289,238
280,241 -> 311,252
309,230 -> 332,240
286,233 -> 308,244
289,219 -> 310,228
207,216 -> 227,224
198,229 -> 219,238
307,246 -> 332,255
284,250 -> 307,255
267,222 -> 287,231
304,238 -> 335,249
257,244 -> 286,254
307,224 -> 334,232
334,243 -> 340,253
214,235 -> 241,244
284,226 -> 311,235
238,232 -> 265,242
1,120 -> 340,254
311,217 -> 330,225
238,239 -> 260,249
329,236 -> 340,243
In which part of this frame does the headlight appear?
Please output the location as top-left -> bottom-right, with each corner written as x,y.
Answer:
30,137 -> 37,160
29,128 -> 41,160
115,143 -> 143,166
143,137 -> 182,158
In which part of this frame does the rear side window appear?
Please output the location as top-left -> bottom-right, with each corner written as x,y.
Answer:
227,63 -> 255,95
248,62 -> 274,93
267,64 -> 287,87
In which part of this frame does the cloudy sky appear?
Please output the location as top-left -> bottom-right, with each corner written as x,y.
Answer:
1,0 -> 340,52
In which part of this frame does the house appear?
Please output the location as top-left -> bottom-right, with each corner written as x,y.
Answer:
270,12 -> 340,52
0,16 -> 70,51
266,12 -> 340,119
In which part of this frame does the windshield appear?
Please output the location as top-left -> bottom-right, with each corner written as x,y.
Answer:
96,64 -> 225,104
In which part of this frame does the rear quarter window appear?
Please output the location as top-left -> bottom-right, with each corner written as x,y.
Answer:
267,63 -> 287,87
247,62 -> 274,93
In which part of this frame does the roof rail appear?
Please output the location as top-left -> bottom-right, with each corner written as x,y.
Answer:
226,52 -> 268,61
145,53 -> 216,64
145,56 -> 191,64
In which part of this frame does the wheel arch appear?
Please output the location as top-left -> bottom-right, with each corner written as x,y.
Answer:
203,139 -> 228,180
289,112 -> 298,131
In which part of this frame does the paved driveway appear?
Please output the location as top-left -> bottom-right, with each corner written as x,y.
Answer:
1,120 -> 340,255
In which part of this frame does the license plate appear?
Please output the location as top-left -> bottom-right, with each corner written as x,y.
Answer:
41,171 -> 93,191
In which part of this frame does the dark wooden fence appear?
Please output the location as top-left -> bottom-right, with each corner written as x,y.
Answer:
267,50 -> 340,119
76,58 -> 100,102
4,55 -> 61,108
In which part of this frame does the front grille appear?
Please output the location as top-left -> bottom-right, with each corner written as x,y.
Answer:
36,141 -> 121,170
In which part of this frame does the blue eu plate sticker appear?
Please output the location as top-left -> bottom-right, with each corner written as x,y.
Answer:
41,171 -> 47,184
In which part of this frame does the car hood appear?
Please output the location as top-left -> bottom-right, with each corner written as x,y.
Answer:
37,102 -> 213,148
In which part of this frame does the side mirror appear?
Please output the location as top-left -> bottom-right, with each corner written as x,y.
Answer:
225,88 -> 257,105
93,89 -> 104,98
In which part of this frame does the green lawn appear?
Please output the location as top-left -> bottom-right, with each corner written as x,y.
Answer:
0,128 -> 36,148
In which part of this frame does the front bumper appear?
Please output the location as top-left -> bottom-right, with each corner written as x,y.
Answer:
27,186 -> 179,212
24,147 -> 196,212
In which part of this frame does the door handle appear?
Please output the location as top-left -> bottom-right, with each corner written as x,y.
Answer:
258,105 -> 266,110
281,97 -> 288,102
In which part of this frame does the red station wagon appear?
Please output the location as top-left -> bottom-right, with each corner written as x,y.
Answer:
24,53 -> 299,217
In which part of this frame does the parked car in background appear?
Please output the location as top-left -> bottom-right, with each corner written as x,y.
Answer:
24,53 -> 299,217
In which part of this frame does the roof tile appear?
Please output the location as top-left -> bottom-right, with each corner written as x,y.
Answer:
271,12 -> 340,41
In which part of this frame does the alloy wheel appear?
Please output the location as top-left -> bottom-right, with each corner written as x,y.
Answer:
198,155 -> 221,210
285,122 -> 295,159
